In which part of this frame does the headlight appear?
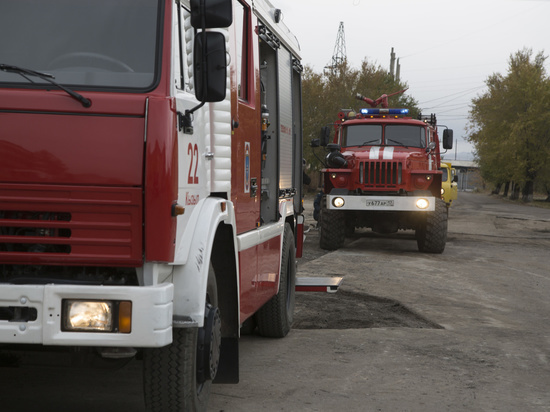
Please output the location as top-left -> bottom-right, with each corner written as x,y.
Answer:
332,197 -> 345,208
64,300 -> 113,332
441,188 -> 445,195
416,198 -> 430,209
63,300 -> 132,333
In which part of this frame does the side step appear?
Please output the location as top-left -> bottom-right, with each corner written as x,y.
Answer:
295,276 -> 343,293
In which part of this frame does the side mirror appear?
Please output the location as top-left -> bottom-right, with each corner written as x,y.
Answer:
443,129 -> 453,150
194,32 -> 227,102
191,0 -> 232,28
320,126 -> 331,147
453,175 -> 458,183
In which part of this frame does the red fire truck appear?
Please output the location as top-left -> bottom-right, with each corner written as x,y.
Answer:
0,0 -> 307,410
313,91 -> 453,253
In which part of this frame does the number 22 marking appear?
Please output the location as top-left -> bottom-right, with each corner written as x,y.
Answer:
188,143 -> 199,184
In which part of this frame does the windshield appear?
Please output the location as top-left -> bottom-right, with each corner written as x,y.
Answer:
385,125 -> 426,148
342,125 -> 382,147
0,0 -> 161,90
342,124 -> 426,148
440,167 -> 449,182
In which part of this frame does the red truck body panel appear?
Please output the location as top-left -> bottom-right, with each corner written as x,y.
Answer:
0,92 -> 145,186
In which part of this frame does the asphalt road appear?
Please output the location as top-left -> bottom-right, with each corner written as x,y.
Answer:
1,192 -> 549,412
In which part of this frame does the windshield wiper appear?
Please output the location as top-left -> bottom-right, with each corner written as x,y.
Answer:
386,138 -> 408,147
0,64 -> 91,108
358,139 -> 380,147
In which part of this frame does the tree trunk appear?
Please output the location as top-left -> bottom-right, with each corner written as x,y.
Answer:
503,181 -> 510,197
522,181 -> 534,202
510,183 -> 520,200
492,183 -> 502,195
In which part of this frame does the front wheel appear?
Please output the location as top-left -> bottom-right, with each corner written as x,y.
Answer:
143,264 -> 221,412
416,198 -> 448,253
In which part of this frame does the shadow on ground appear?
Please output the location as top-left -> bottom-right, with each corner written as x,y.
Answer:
294,290 -> 443,330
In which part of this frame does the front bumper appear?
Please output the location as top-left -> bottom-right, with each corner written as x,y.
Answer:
326,195 -> 436,212
0,283 -> 173,347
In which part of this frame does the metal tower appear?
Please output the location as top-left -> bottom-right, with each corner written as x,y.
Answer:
325,22 -> 346,72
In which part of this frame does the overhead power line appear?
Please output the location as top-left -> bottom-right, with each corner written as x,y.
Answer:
418,86 -> 485,105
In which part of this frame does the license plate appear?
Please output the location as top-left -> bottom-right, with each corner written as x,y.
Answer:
365,199 -> 394,207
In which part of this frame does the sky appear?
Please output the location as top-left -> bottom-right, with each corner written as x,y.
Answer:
272,0 -> 550,161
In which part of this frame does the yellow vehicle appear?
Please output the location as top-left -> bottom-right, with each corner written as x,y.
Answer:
440,162 -> 458,207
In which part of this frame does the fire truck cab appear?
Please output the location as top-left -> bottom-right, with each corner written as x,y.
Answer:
0,0 -> 304,410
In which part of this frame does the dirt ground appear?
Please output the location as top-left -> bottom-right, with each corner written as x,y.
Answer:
294,289 -> 443,330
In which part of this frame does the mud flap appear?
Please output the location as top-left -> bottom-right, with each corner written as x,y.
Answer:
213,337 -> 239,384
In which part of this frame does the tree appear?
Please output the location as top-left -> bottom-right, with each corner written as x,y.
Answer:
468,49 -> 550,201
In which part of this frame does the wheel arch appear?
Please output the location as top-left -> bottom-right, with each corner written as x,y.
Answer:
171,197 -> 240,335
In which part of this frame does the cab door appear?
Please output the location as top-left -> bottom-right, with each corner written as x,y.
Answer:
231,1 -> 261,234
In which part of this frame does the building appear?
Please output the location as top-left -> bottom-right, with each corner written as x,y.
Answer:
442,159 -> 482,191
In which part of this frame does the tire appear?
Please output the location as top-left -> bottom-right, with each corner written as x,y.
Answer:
143,264 -> 221,412
416,198 -> 448,253
319,195 -> 346,250
255,222 -> 296,338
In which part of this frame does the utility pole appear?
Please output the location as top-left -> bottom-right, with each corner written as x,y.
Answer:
395,58 -> 400,81
390,47 -> 395,77
455,138 -> 457,160
390,48 -> 401,80
324,22 -> 346,74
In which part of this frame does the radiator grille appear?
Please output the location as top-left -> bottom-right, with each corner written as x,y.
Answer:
0,184 -> 143,266
0,211 -> 72,254
360,161 -> 402,188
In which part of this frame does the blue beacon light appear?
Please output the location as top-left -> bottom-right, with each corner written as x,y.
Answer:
360,108 -> 409,115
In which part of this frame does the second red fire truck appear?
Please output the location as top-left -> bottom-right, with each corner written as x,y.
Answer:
313,91 -> 453,253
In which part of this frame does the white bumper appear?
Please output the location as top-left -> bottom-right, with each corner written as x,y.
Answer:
0,283 -> 173,347
326,195 -> 436,212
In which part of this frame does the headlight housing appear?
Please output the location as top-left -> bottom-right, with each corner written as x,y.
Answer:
62,300 -> 132,333
329,173 -> 349,188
